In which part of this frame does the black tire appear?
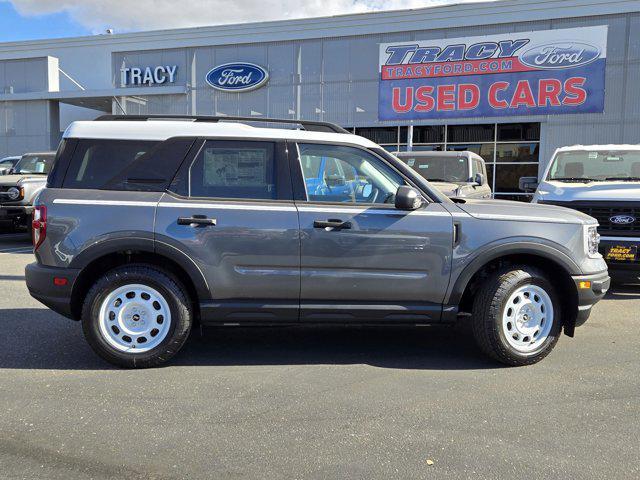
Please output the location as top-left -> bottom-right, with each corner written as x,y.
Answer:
471,265 -> 562,366
81,264 -> 193,368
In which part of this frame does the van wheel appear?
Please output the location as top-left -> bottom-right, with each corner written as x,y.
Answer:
81,265 -> 192,368
471,266 -> 562,366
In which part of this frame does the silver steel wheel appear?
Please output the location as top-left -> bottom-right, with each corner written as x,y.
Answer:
502,284 -> 554,354
98,284 -> 171,353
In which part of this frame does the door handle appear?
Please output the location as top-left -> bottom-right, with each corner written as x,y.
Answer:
313,219 -> 351,230
177,215 -> 217,226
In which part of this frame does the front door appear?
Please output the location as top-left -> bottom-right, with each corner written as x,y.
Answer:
155,139 -> 300,322
292,142 -> 453,323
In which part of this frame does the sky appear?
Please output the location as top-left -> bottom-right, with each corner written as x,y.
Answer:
0,0 -> 490,42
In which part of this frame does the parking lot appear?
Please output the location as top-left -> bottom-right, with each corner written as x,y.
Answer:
0,231 -> 638,479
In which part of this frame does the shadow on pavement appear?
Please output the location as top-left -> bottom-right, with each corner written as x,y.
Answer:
0,275 -> 25,281
0,308 -> 499,371
606,283 -> 640,300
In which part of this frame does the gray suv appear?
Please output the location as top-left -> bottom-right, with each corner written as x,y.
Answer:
26,115 -> 610,368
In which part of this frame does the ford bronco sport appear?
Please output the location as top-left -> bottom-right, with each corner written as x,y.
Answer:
26,115 -> 609,368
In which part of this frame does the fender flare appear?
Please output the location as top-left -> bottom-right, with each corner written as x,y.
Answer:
445,240 -> 580,306
69,234 -> 210,300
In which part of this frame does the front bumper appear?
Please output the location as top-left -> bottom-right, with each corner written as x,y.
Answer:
25,262 -> 81,320
571,270 -> 610,328
0,204 -> 33,225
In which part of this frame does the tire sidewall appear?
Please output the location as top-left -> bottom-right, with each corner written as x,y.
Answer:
82,266 -> 191,367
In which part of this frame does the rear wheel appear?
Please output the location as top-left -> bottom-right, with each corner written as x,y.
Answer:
82,265 -> 192,368
471,265 -> 562,366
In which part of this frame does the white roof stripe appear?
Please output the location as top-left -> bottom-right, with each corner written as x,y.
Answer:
63,120 -> 378,148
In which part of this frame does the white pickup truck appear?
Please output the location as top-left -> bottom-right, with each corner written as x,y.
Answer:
522,145 -> 640,284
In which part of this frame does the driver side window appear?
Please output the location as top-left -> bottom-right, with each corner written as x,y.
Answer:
297,143 -> 403,204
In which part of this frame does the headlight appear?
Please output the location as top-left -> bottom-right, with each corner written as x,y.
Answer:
6,186 -> 21,200
584,225 -> 601,258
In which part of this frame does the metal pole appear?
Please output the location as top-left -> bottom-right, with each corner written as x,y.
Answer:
407,124 -> 414,152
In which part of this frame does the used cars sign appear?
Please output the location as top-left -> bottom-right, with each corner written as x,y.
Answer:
206,63 -> 269,92
378,25 -> 608,120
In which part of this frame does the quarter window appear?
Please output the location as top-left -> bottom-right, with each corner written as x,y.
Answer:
297,143 -> 403,204
62,140 -> 159,190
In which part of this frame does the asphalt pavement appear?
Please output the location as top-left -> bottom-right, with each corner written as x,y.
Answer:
0,231 -> 638,479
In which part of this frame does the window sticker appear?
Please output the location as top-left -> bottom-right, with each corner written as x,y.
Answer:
204,148 -> 267,186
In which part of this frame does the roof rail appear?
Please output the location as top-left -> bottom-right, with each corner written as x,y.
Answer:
95,114 -> 350,134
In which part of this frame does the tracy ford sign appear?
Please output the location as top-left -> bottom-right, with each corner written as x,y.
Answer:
206,63 -> 269,92
378,25 -> 608,121
120,65 -> 178,86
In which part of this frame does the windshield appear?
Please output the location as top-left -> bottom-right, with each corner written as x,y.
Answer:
548,150 -> 640,182
13,154 -> 54,175
400,155 -> 468,182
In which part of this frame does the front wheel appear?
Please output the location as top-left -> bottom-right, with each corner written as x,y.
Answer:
471,266 -> 562,366
81,265 -> 193,368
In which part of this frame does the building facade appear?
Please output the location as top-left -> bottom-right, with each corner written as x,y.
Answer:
0,0 -> 638,199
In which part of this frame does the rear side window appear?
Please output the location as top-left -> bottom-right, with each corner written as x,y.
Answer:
185,140 -> 278,200
61,139 -> 194,191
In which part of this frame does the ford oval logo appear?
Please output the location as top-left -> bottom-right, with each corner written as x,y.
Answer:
520,42 -> 601,70
610,215 -> 636,225
206,63 -> 269,92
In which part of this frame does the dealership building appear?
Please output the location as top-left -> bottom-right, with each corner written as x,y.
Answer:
0,0 -> 638,199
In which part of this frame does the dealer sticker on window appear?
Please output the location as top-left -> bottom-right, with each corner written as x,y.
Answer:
606,245 -> 638,262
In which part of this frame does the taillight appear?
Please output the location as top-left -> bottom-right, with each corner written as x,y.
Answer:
32,205 -> 47,251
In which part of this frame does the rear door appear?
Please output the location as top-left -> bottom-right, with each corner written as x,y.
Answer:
154,138 -> 300,322
291,142 -> 453,323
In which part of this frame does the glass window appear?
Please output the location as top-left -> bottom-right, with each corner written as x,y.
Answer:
298,143 -> 403,204
447,124 -> 494,143
548,150 -> 640,181
355,127 -> 398,145
471,158 -> 482,177
412,145 -> 445,152
447,144 -> 495,163
487,163 -> 495,190
62,140 -> 158,189
497,123 -> 540,141
401,154 -> 468,183
414,125 -> 445,143
188,141 -> 277,200
495,143 -> 539,163
13,153 -> 55,175
494,164 -> 538,193
399,126 -> 408,144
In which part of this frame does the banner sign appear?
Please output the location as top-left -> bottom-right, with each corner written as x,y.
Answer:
378,26 -> 607,121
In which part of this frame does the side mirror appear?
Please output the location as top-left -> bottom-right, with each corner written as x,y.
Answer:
474,173 -> 485,186
519,176 -> 539,192
395,186 -> 424,211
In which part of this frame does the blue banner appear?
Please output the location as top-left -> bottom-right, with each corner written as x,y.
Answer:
378,26 -> 608,121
